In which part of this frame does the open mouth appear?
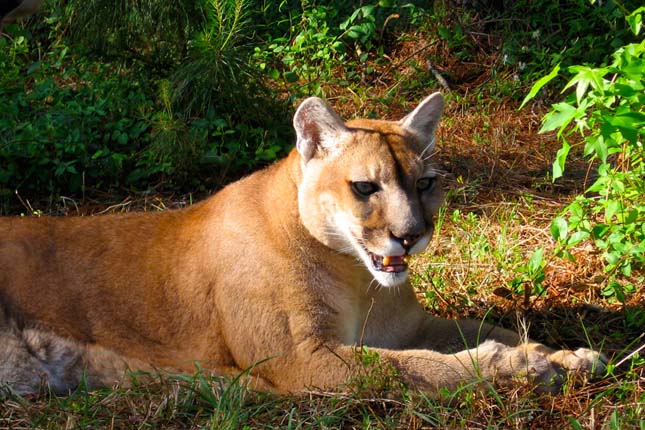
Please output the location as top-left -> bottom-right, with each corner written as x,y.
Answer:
368,252 -> 409,273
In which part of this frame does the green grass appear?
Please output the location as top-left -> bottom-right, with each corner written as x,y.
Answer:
2,349 -> 642,429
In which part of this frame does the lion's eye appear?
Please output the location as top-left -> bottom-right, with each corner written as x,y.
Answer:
351,181 -> 379,197
416,177 -> 437,192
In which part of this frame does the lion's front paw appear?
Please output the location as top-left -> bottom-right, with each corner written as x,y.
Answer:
460,341 -> 605,393
519,343 -> 606,392
500,345 -> 562,392
548,347 -> 606,377
465,341 -> 559,391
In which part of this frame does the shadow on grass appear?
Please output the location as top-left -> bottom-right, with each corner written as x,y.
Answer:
490,303 -> 645,371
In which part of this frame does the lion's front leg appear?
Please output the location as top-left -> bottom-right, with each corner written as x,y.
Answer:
363,288 -> 605,392
409,316 -> 606,391
270,341 -> 565,393
424,315 -> 606,385
412,318 -> 606,391
521,342 -> 606,383
371,342 -> 604,393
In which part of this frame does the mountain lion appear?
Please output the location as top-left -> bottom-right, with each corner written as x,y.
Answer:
0,93 -> 603,396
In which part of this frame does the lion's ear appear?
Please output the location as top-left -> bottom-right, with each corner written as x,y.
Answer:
399,92 -> 444,154
293,97 -> 348,163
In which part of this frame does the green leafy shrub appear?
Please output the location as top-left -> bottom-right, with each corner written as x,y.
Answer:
502,0 -> 639,76
0,38 -> 156,196
62,0 -> 204,66
0,0 -> 427,204
0,0 -> 294,204
168,0 -> 293,182
255,0 -> 423,97
173,0 -> 256,118
509,247 -> 546,306
523,7 -> 645,298
443,0 -> 643,98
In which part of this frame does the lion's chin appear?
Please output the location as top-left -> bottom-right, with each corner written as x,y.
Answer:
368,268 -> 410,288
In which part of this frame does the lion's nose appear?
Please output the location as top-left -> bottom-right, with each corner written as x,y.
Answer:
402,237 -> 417,247
393,233 -> 422,252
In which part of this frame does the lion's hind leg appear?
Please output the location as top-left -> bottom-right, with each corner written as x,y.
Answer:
0,323 -> 100,396
0,323 -> 139,396
0,328 -> 52,396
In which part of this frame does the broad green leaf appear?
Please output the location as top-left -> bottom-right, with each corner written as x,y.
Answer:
612,241 -> 628,253
551,217 -> 568,241
587,170 -> 609,193
568,230 -> 590,246
564,66 -> 608,104
540,102 -> 578,134
611,179 -> 626,194
625,209 -> 639,224
284,71 -> 298,82
605,199 -> 620,222
528,247 -> 544,273
613,83 -> 640,98
346,27 -> 363,39
520,63 -> 560,109
621,262 -> 632,277
608,230 -> 625,244
626,7 -> 645,35
27,61 -> 41,75
268,69 -> 280,80
567,199 -> 584,218
605,112 -> 645,144
360,5 -> 375,17
117,132 -> 128,145
552,140 -> 570,180
631,244 -> 645,258
603,251 -> 621,265
585,134 -> 609,162
592,224 -> 610,240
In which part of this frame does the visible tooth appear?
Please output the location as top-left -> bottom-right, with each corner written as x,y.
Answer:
382,256 -> 391,266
